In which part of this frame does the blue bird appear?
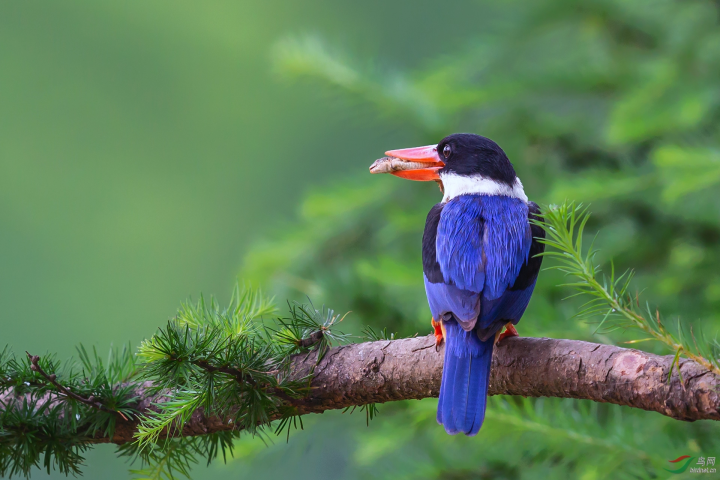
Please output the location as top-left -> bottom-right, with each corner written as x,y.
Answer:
369,133 -> 544,436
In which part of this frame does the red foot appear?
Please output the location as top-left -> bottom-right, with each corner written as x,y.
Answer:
431,318 -> 444,347
497,323 -> 519,343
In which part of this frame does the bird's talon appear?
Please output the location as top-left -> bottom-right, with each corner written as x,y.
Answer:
497,322 -> 519,343
431,318 -> 444,349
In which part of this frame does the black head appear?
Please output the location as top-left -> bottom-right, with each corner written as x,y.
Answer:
437,134 -> 516,186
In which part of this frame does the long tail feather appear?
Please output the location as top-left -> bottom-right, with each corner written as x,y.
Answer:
437,320 -> 494,436
438,346 -> 458,434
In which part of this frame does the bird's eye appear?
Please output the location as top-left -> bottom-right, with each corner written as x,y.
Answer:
443,144 -> 452,159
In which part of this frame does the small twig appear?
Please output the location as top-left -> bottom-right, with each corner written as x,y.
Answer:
25,351 -> 127,420
192,359 -> 306,406
298,330 -> 324,349
192,360 -> 291,392
193,359 -> 253,385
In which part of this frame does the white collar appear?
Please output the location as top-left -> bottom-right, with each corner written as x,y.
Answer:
440,172 -> 528,203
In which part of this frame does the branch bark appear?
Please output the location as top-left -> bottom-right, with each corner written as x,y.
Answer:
17,335 -> 720,444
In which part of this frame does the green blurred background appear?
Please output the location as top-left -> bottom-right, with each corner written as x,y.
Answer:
4,0 -> 720,478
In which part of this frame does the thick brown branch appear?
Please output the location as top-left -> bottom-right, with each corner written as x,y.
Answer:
14,336 -> 720,444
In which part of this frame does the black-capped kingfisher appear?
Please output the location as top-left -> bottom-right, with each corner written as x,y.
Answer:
369,133 -> 544,436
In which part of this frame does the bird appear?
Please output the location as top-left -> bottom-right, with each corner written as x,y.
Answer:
369,133 -> 544,436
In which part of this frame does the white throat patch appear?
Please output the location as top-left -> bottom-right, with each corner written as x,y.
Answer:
440,172 -> 528,203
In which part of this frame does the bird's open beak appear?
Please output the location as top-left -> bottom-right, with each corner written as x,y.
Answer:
369,144 -> 445,181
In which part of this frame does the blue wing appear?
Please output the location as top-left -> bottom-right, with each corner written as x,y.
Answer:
474,200 -> 545,339
422,199 -> 483,329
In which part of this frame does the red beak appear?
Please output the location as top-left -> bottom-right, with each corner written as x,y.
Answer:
370,144 -> 445,181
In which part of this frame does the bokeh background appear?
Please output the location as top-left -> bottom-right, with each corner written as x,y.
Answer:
3,1 -> 720,478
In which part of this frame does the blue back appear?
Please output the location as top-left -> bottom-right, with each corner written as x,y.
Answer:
425,194 -> 532,333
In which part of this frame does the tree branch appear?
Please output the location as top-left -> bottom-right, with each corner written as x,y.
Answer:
8,335 -> 720,445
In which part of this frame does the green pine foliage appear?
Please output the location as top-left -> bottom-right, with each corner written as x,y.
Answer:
118,433 -> 237,480
134,287 -> 350,447
0,289 -> 355,479
0,345 -> 138,477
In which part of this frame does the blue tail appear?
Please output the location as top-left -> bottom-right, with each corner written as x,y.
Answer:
437,320 -> 494,436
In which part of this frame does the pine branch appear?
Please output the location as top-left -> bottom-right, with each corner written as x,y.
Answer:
534,201 -> 720,379
25,352 -> 127,420
6,334 -> 717,446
